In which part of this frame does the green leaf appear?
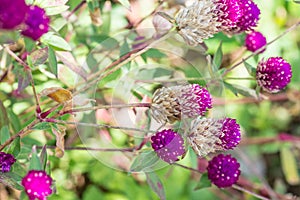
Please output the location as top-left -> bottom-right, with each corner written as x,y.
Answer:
7,136 -> 21,158
29,146 -> 42,170
0,126 -> 10,145
48,46 -> 58,77
32,122 -> 53,130
30,47 -> 49,66
141,49 -> 167,59
118,0 -> 131,10
244,61 -> 256,77
212,42 -> 223,71
0,31 -> 19,44
0,172 -> 23,190
145,172 -> 166,200
280,146 -> 300,185
224,82 -> 258,98
40,145 -> 48,170
0,100 -> 9,129
120,39 -> 130,57
17,69 -> 31,92
41,32 -> 71,51
45,5 -> 69,16
24,37 -> 36,52
130,150 -> 160,172
194,173 -> 212,190
7,109 -> 21,133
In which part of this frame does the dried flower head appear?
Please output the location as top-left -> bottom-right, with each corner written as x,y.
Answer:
256,57 -> 292,93
22,170 -> 53,200
175,0 -> 223,46
245,31 -> 267,53
151,129 -> 185,163
151,84 -> 212,123
0,0 -> 28,29
0,152 -> 16,173
220,0 -> 260,34
21,6 -> 50,40
187,117 -> 241,157
207,154 -> 241,188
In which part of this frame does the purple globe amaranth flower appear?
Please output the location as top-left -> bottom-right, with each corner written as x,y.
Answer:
22,170 -> 53,200
187,117 -> 241,157
256,57 -> 292,93
220,0 -> 260,34
151,84 -> 212,123
245,31 -> 267,53
0,0 -> 28,29
0,152 -> 16,173
151,129 -> 185,163
207,154 -> 241,188
21,6 -> 50,40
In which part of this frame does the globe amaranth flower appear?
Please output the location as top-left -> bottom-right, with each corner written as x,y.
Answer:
245,31 -> 267,53
207,154 -> 241,188
151,129 -> 185,163
151,84 -> 212,124
175,0 -> 223,46
219,0 -> 260,34
0,0 -> 28,29
0,152 -> 16,173
256,57 -> 292,93
21,6 -> 50,40
22,170 -> 53,200
187,117 -> 241,157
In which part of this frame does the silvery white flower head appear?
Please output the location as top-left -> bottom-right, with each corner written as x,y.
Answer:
175,0 -> 223,46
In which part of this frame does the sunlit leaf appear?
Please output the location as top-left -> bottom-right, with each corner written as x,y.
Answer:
280,146 -> 300,185
194,173 -> 211,190
48,46 -> 58,77
45,5 -> 69,16
130,150 -> 160,172
146,172 -> 166,200
212,42 -> 223,71
39,87 -> 73,103
244,61 -> 256,77
118,0 -> 131,10
224,82 -> 258,98
0,126 -> 10,145
0,172 -> 23,190
41,32 -> 71,51
29,146 -> 42,170
32,122 -> 52,130
0,100 -> 9,129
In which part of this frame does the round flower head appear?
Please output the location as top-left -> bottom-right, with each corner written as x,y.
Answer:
22,170 -> 53,200
0,152 -> 16,173
245,31 -> 267,53
151,129 -> 185,163
175,0 -> 223,46
256,57 -> 292,93
220,0 -> 260,34
151,84 -> 212,124
187,117 -> 241,157
207,154 -> 241,188
0,0 -> 28,29
21,6 -> 50,40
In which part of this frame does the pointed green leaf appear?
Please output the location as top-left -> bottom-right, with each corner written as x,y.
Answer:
130,150 -> 160,172
30,47 -> 49,66
212,42 -> 223,71
29,146 -> 42,170
0,100 -> 9,129
244,61 -> 256,77
146,172 -> 166,200
194,173 -> 211,190
0,126 -> 10,145
40,145 -> 48,170
48,46 -> 58,77
280,146 -> 300,185
0,172 -> 23,190
118,0 -> 131,10
224,82 -> 258,98
41,32 -> 71,51
7,136 -> 21,158
120,39 -> 130,57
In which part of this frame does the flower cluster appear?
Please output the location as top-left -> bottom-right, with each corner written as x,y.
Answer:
175,0 -> 260,45
207,154 -> 241,187
0,152 -> 16,173
151,84 -> 212,123
187,117 -> 241,157
22,170 -> 53,200
245,31 -> 267,53
0,0 -> 49,40
151,129 -> 185,163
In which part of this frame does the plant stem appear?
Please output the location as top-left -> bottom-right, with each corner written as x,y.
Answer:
232,184 -> 270,200
66,0 -> 86,20
36,145 -> 136,152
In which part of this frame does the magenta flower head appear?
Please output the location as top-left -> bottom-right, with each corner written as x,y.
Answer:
21,6 -> 50,40
256,57 -> 292,93
22,170 -> 53,200
151,129 -> 185,163
187,117 -> 241,157
245,31 -> 267,53
151,84 -> 212,123
220,0 -> 260,34
207,154 -> 241,188
0,0 -> 28,29
0,152 -> 16,173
